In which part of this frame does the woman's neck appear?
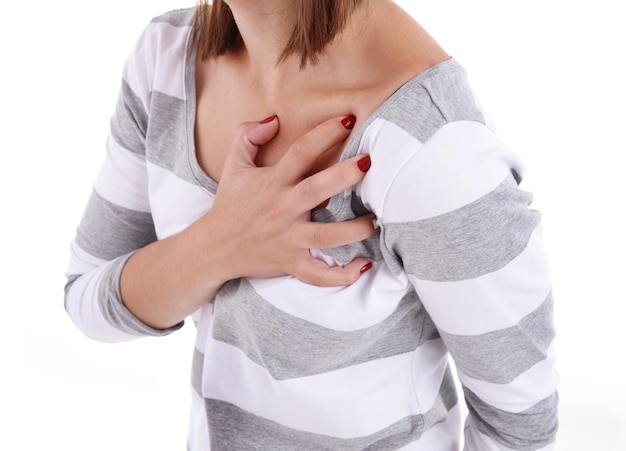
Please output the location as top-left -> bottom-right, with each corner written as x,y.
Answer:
221,0 -> 448,101
224,0 -> 298,80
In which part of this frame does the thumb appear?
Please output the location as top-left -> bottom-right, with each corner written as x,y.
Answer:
226,115 -> 279,171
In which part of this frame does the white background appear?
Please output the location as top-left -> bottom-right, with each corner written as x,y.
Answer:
1,1 -> 624,449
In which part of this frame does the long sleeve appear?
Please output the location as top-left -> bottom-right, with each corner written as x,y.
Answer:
360,117 -> 558,450
64,16 -> 189,342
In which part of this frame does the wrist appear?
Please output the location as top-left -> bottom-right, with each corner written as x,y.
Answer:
184,211 -> 242,290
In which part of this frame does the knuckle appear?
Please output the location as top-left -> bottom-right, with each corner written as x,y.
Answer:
300,178 -> 319,202
338,162 -> 357,185
293,261 -> 322,286
341,275 -> 357,287
289,141 -> 309,160
346,269 -> 360,285
311,225 -> 330,249
233,123 -> 249,141
260,204 -> 281,222
321,119 -> 345,138
307,272 -> 324,287
315,129 -> 342,151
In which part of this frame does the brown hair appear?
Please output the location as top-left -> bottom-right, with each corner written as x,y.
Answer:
194,0 -> 366,67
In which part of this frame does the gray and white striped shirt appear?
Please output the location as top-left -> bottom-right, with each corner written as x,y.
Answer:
65,8 -> 558,450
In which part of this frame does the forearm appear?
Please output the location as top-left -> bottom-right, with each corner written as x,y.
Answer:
120,212 -> 235,330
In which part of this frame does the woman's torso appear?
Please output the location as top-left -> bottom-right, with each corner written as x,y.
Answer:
139,5 -> 465,449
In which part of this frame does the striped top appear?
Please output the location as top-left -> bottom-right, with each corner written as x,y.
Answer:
64,8 -> 558,450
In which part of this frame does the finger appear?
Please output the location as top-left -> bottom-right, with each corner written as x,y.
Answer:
275,115 -> 355,184
223,116 -> 280,173
299,214 -> 378,250
293,154 -> 371,212
294,256 -> 373,287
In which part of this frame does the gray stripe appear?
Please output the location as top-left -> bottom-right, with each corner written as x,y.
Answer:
145,91 -> 199,186
151,7 -> 195,27
97,254 -> 184,336
379,236 -> 405,277
75,190 -> 157,261
383,175 -> 540,282
212,278 -> 439,380
442,293 -> 555,384
203,366 -> 458,450
312,194 -> 384,265
463,387 -> 558,450
111,79 -> 148,156
191,347 -> 204,397
370,61 -> 485,144
418,62 -> 486,126
193,314 -> 440,397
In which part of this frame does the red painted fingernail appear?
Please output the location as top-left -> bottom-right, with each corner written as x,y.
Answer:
341,115 -> 356,130
260,115 -> 277,124
360,262 -> 373,274
357,155 -> 371,172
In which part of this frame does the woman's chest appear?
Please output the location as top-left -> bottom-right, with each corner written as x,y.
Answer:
193,63 -> 393,184
195,99 -> 368,184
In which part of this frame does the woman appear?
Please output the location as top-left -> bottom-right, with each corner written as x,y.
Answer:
65,1 -> 558,449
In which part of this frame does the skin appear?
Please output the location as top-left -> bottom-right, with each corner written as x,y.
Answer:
120,0 -> 449,329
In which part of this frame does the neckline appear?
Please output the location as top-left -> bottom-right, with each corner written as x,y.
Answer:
183,31 -> 460,202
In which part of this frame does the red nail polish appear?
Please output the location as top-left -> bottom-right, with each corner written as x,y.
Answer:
260,115 -> 277,124
341,115 -> 356,130
357,155 -> 371,172
360,262 -> 373,274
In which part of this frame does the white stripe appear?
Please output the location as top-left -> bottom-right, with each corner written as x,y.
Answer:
147,162 -> 214,239
357,119 -> 422,216
201,338 -> 449,438
123,21 -> 191,107
188,388 -> 211,451
94,136 -> 151,212
66,240 -> 108,278
247,261 -> 411,330
65,262 -> 138,343
408,226 -> 551,335
194,304 -> 214,352
122,24 -> 152,112
458,342 -> 558,413
148,21 -> 191,99
362,120 -> 525,223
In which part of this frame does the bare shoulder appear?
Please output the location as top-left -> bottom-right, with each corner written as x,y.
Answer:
359,0 -> 449,82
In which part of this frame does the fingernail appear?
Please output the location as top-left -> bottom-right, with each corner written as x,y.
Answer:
357,155 -> 371,172
341,114 -> 356,130
360,262 -> 373,274
260,114 -> 277,124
